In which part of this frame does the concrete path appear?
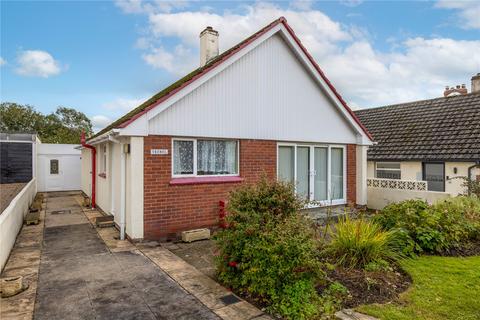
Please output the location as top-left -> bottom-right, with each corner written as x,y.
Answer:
34,192 -> 219,320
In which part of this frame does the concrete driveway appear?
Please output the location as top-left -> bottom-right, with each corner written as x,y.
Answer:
34,192 -> 219,320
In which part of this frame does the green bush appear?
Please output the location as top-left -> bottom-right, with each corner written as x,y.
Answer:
325,215 -> 402,268
318,282 -> 349,316
374,197 -> 480,254
215,178 -> 324,319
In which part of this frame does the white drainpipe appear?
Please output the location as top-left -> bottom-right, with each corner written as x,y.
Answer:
108,135 -> 126,240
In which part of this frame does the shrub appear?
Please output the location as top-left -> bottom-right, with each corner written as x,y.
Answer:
215,178 -> 324,319
325,215 -> 402,268
375,197 -> 480,254
318,282 -> 349,316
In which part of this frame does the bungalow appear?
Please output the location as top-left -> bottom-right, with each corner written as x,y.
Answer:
354,77 -> 480,197
81,17 -> 373,241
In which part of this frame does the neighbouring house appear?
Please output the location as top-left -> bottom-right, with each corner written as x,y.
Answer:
354,75 -> 480,209
80,17 -> 373,241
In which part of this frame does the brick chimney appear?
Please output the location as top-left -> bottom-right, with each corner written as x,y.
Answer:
199,26 -> 219,67
444,84 -> 468,97
472,73 -> 480,93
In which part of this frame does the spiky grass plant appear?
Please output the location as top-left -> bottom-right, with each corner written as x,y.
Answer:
326,215 -> 402,269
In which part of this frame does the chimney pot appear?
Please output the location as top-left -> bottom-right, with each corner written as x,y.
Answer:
199,26 -> 219,67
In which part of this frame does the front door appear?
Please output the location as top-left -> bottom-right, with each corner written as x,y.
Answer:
423,162 -> 445,192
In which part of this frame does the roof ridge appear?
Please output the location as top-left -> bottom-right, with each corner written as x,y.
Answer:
355,91 -> 480,113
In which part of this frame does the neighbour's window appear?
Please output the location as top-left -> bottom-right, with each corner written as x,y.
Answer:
50,159 -> 59,174
173,139 -> 238,176
376,162 -> 401,179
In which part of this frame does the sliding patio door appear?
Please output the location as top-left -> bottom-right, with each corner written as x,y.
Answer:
296,147 -> 310,199
313,147 -> 328,201
277,144 -> 346,205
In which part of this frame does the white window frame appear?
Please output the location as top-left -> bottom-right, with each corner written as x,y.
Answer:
375,162 -> 401,180
277,143 -> 347,207
171,138 -> 240,178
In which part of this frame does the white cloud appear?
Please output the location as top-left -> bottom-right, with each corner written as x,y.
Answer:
0,57 -> 6,66
115,0 -> 189,14
142,44 -> 196,75
15,50 -> 62,78
339,0 -> 363,7
322,38 -> 480,107
290,0 -> 313,11
119,1 -> 480,108
102,97 -> 145,112
91,115 -> 112,132
436,0 -> 480,29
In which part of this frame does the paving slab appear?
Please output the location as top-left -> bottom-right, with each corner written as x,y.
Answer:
33,192 -> 219,320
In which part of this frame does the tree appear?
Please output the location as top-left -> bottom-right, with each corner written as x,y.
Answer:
0,102 -> 93,144
0,102 -> 45,133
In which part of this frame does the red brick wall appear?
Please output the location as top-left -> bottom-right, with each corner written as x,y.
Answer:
144,136 -> 358,240
346,144 -> 356,205
144,136 -> 276,240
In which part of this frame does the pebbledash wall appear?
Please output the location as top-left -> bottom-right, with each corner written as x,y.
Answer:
143,135 -> 357,240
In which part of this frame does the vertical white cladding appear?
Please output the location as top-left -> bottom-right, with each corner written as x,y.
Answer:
148,33 -> 358,144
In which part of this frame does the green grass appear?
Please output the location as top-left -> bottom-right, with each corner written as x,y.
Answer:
358,255 -> 480,320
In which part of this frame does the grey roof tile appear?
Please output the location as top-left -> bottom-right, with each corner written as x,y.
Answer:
354,92 -> 480,161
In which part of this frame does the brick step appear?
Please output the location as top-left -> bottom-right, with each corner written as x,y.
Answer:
95,215 -> 114,228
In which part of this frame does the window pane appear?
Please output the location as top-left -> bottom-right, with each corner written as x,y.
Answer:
296,147 -> 310,200
376,170 -> 401,179
173,140 -> 194,175
424,163 -> 445,192
314,147 -> 327,201
331,148 -> 343,199
197,140 -> 237,175
278,146 -> 294,183
50,159 -> 59,174
376,162 -> 400,169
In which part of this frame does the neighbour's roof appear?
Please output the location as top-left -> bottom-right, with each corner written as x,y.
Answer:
90,17 -> 372,141
354,92 -> 480,161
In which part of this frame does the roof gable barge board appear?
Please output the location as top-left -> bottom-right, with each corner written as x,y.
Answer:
147,32 -> 357,144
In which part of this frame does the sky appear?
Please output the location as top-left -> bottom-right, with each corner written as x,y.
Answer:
1,0 -> 480,132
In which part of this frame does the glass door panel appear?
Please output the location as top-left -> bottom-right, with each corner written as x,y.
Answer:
296,147 -> 310,199
314,147 -> 328,201
278,146 -> 295,184
331,148 -> 344,200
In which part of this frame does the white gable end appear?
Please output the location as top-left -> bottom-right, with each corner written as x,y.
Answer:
148,32 -> 358,144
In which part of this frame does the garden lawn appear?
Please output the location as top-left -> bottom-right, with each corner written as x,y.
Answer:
358,255 -> 480,320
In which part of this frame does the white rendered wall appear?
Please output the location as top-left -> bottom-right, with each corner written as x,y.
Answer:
126,137 -> 144,239
81,148 -> 92,197
445,162 -> 478,196
0,179 -> 36,271
356,146 -> 368,205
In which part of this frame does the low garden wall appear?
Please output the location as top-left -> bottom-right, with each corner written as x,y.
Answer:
367,178 -> 451,210
0,178 -> 37,271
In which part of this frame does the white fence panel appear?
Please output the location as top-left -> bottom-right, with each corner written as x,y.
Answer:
0,178 -> 37,271
367,178 -> 451,210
